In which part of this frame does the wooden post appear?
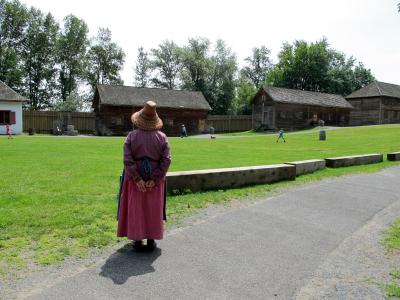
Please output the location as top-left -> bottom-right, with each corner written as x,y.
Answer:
252,103 -> 254,129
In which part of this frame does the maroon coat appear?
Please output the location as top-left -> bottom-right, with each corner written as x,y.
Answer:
117,129 -> 171,240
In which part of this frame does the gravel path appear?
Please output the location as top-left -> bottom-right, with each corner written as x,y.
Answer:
295,200 -> 400,299
191,126 -> 339,139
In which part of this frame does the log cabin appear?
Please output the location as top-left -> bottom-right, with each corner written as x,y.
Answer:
252,86 -> 352,130
346,81 -> 400,126
93,84 -> 211,136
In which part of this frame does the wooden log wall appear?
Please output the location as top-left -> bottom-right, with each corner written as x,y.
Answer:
348,98 -> 381,126
274,103 -> 350,129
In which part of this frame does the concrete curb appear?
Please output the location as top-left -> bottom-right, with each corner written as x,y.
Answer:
387,151 -> 400,161
325,153 -> 383,168
166,164 -> 296,193
166,152 -> 397,193
285,159 -> 326,176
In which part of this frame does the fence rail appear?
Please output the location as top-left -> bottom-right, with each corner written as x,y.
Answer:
23,111 -> 253,134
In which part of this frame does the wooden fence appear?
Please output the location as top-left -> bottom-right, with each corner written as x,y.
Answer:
207,115 -> 252,132
23,111 -> 95,134
23,111 -> 253,134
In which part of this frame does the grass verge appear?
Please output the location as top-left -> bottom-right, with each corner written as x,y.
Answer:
382,219 -> 400,298
384,270 -> 400,298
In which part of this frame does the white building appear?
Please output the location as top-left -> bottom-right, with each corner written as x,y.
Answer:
0,81 -> 28,135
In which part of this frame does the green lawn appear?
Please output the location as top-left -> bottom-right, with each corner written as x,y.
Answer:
1,124 -> 400,278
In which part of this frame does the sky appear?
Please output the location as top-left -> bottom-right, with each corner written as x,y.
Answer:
20,0 -> 400,85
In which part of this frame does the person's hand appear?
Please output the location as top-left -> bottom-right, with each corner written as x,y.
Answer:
136,179 -> 146,192
145,180 -> 155,190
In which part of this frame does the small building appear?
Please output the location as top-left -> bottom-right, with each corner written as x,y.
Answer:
346,81 -> 400,126
0,81 -> 28,134
93,84 -> 211,136
252,86 -> 352,130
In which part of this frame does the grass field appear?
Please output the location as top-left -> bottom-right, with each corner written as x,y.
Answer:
1,124 -> 400,278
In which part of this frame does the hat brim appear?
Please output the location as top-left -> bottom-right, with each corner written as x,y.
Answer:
131,110 -> 163,131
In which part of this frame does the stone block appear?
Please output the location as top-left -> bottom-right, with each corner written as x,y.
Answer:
387,152 -> 400,161
325,153 -> 383,168
166,164 -> 296,193
285,159 -> 326,176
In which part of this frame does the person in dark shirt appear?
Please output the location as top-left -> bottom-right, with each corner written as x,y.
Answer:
180,124 -> 188,138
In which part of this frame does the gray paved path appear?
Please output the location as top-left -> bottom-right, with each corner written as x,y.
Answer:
25,167 -> 400,300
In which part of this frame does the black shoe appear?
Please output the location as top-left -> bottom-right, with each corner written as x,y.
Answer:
133,240 -> 144,252
146,239 -> 157,252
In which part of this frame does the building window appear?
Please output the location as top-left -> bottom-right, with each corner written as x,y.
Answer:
0,110 -> 14,125
279,111 -> 286,119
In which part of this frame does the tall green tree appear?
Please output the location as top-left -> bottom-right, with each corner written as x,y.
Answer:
180,37 -> 212,92
134,46 -> 151,87
241,46 -> 273,88
57,14 -> 88,102
207,39 -> 237,115
266,38 -> 374,95
268,39 -> 331,91
150,40 -> 181,89
22,8 -> 59,110
231,78 -> 256,115
352,62 -> 374,90
0,0 -> 28,90
86,27 -> 125,93
326,51 -> 373,95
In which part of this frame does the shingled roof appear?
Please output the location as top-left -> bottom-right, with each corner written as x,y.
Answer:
346,81 -> 400,99
263,86 -> 352,109
0,81 -> 28,102
96,84 -> 211,110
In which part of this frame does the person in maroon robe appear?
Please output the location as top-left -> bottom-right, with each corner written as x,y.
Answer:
117,101 -> 171,252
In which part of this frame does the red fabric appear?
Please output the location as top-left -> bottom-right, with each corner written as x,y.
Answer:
117,177 -> 165,240
117,129 -> 171,241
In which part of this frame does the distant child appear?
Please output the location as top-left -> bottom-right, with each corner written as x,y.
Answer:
6,124 -> 13,139
276,128 -> 285,143
180,124 -> 188,138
